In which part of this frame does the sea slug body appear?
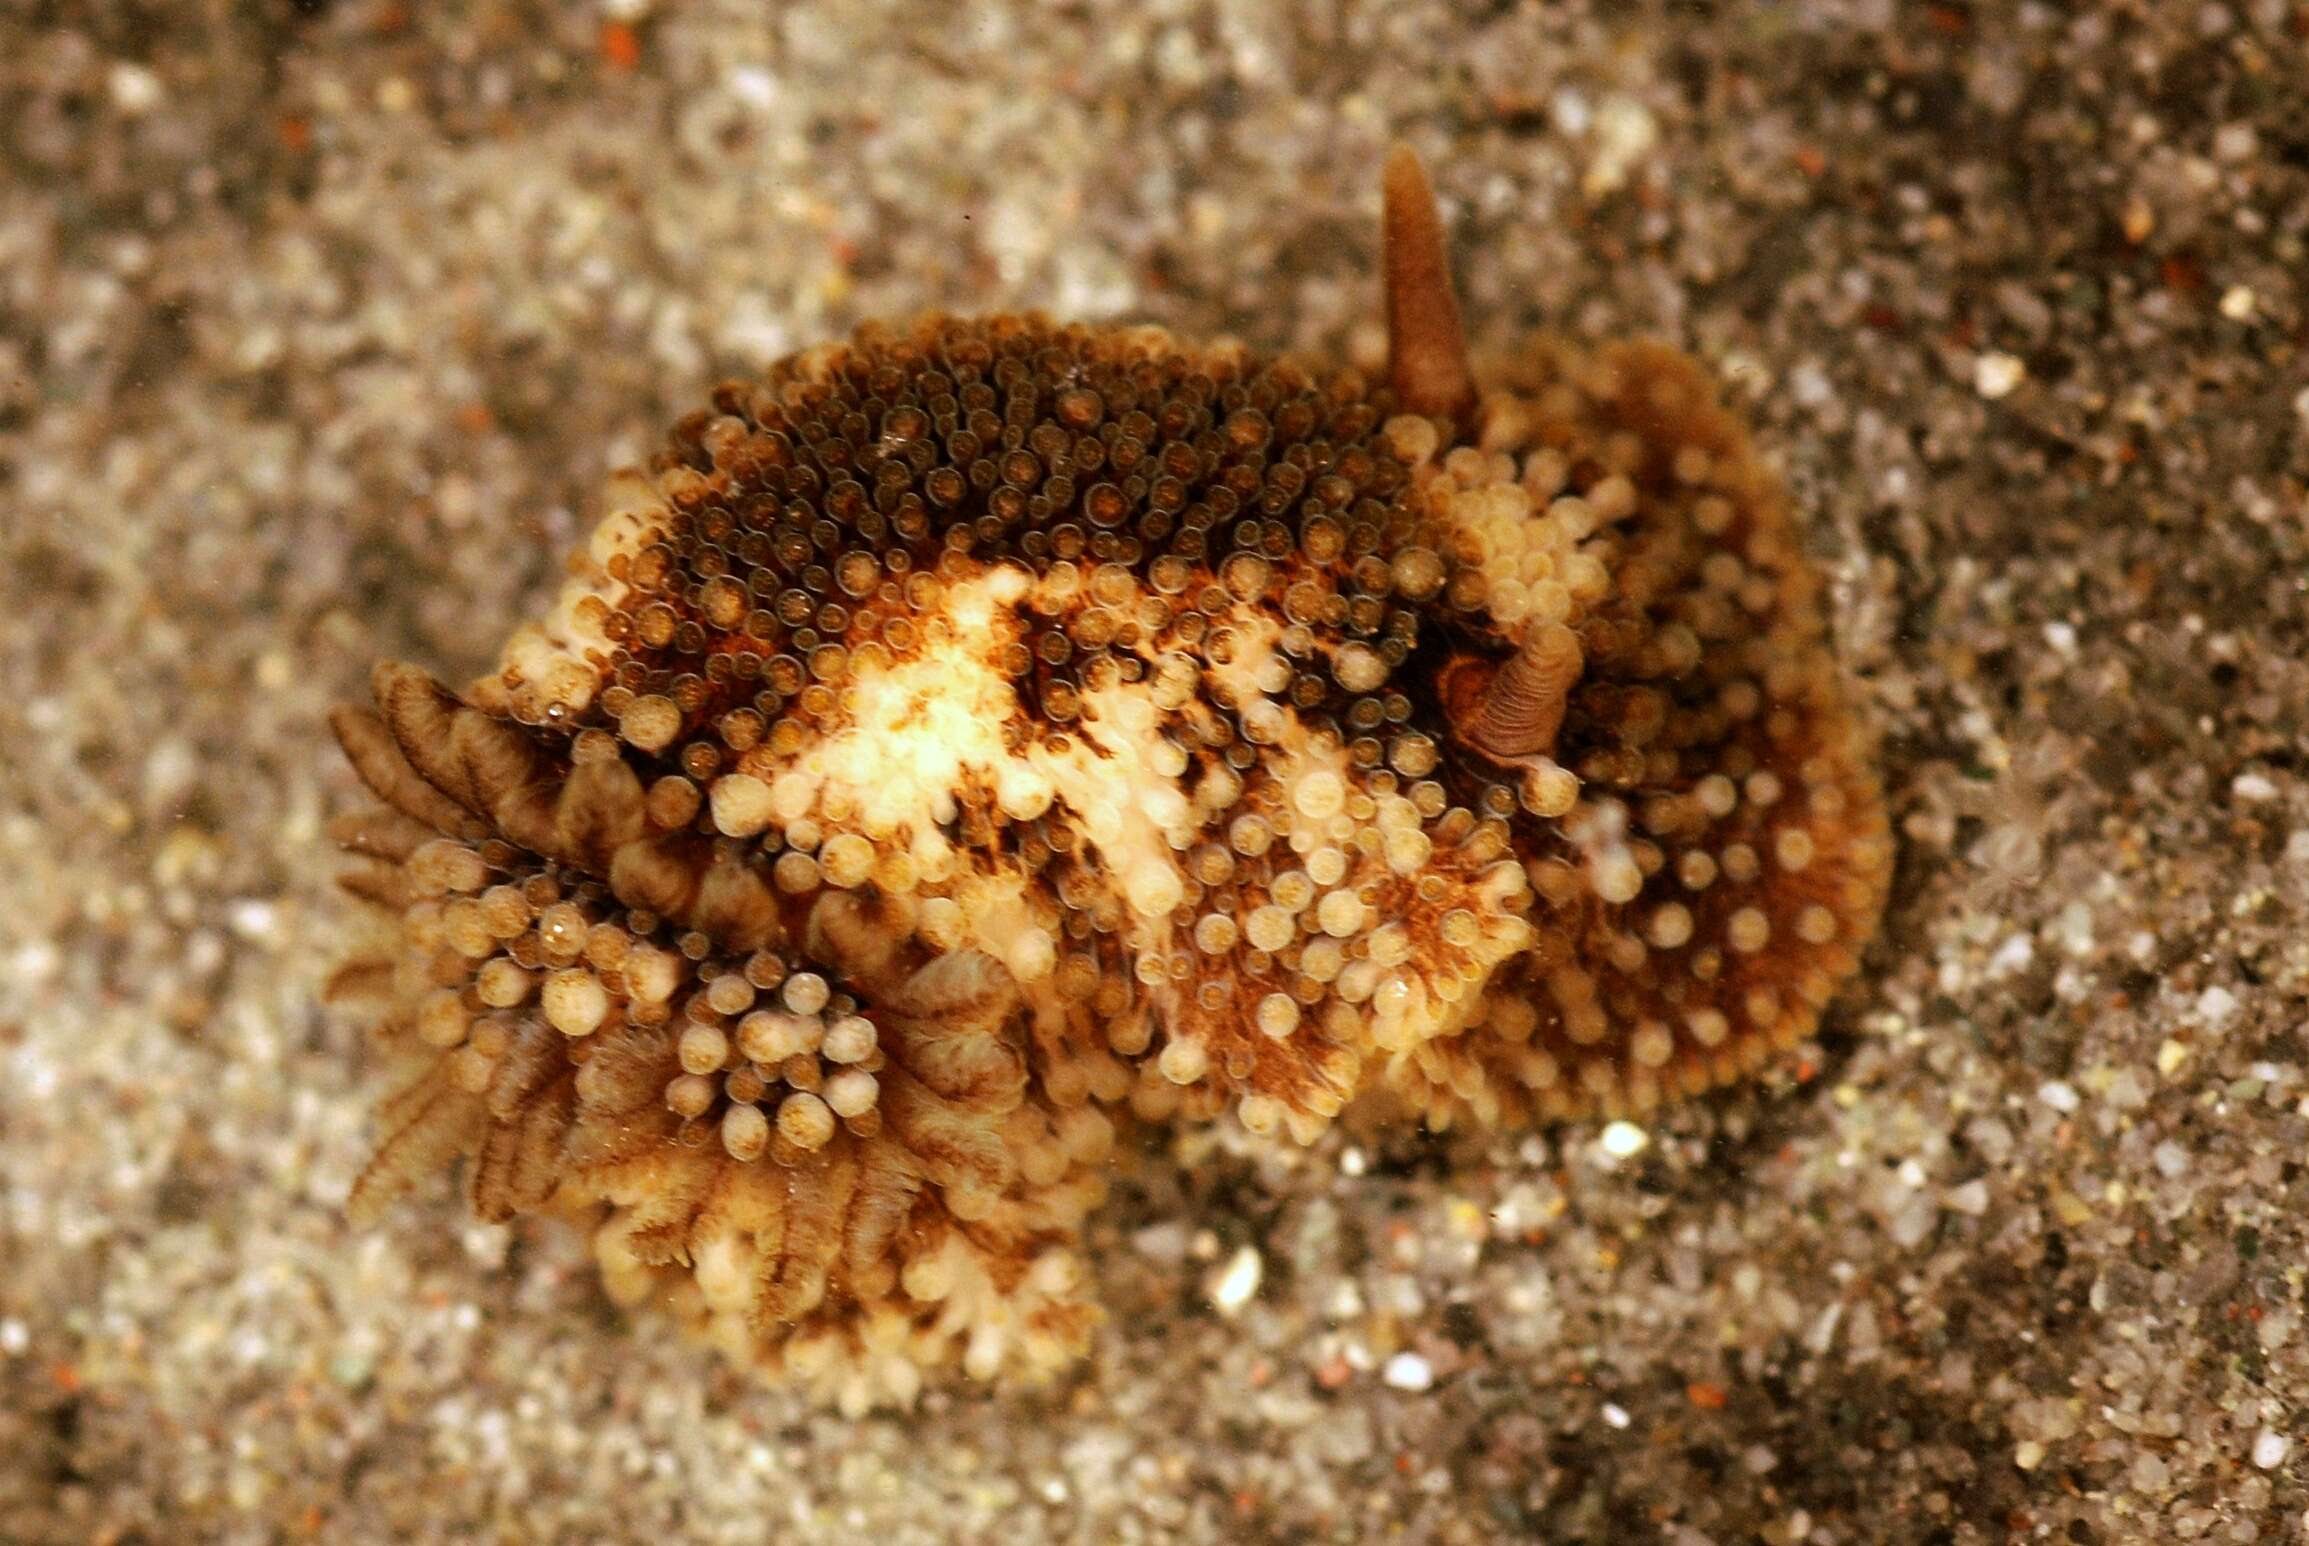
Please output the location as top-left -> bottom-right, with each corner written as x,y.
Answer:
323,148 -> 1890,1412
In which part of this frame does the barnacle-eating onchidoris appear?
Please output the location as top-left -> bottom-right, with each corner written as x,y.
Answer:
325,152 -> 1889,1412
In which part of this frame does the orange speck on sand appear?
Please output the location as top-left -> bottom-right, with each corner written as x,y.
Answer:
599,22 -> 641,72
50,1361 -> 81,1394
2160,253 -> 2205,294
277,116 -> 312,153
1794,146 -> 1827,178
457,402 -> 495,434
1686,1381 -> 1729,1410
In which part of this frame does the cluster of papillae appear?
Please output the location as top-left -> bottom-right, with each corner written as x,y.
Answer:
327,311 -> 1889,1412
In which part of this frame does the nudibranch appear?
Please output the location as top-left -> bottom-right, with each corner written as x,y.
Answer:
325,148 -> 1890,1411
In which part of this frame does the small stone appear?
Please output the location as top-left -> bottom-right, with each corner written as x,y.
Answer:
1550,87 -> 1591,136
1583,97 -> 1659,197
2036,1080 -> 2079,1113
1381,1352 -> 1433,1392
1209,1245 -> 1262,1314
2213,122 -> 2259,161
1887,1194 -> 1938,1248
1599,1120 -> 1648,1159
2231,771 -> 2278,802
2252,1431 -> 2289,1469
108,62 -> 165,115
1974,352 -> 2026,399
1945,1179 -> 1990,1217
1132,1220 -> 1190,1264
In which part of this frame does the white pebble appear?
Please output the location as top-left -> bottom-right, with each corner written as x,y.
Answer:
2252,1430 -> 2289,1469
1945,1179 -> 1990,1217
108,62 -> 165,115
1974,352 -> 2025,399
1209,1246 -> 1262,1315
1599,1120 -> 1648,1158
1887,1194 -> 1939,1249
1382,1353 -> 1434,1392
1583,96 -> 1656,197
1132,1220 -> 1190,1263
2231,771 -> 2278,803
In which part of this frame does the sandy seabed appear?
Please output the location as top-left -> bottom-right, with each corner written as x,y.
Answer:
3,2 -> 2307,1542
